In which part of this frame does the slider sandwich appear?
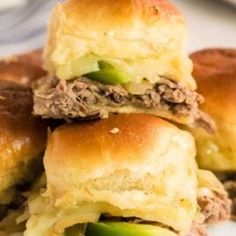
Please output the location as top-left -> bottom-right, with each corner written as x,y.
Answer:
190,48 -> 236,218
33,0 -> 213,130
0,80 -> 47,235
25,114 -> 230,236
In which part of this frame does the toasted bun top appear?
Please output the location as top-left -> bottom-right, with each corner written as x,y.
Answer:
191,48 -> 236,75
0,80 -> 47,191
44,0 -> 195,89
0,50 -> 46,86
44,114 -> 198,232
191,48 -> 236,124
61,0 -> 182,27
190,48 -> 236,171
45,113 -> 195,183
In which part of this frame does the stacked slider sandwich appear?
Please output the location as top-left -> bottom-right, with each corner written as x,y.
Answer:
190,48 -> 236,219
24,1 -> 230,236
33,0 -> 214,130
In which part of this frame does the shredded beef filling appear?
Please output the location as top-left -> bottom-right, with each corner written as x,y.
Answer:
198,191 -> 231,224
33,77 -> 214,130
188,191 -> 231,236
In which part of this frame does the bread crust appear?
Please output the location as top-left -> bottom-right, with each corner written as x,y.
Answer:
0,80 -> 47,191
44,114 -> 198,232
190,48 -> 236,171
0,50 -> 46,86
44,0 -> 195,89
62,0 -> 183,27
44,114 -> 195,182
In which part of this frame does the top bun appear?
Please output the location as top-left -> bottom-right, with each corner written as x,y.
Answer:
0,80 -> 47,202
44,0 -> 195,89
0,50 -> 46,86
44,114 -> 198,233
190,48 -> 236,171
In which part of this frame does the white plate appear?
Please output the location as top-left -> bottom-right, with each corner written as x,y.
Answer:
209,221 -> 236,236
172,0 -> 236,51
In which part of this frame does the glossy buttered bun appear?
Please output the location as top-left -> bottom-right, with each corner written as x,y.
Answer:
44,0 -> 195,89
190,48 -> 236,171
0,50 -> 46,86
0,80 -> 47,202
42,114 -> 198,233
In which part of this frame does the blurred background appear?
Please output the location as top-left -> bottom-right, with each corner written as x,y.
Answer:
0,0 -> 235,56
0,0 -> 59,56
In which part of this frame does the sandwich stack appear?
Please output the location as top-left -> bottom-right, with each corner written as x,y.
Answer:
0,1 -> 231,236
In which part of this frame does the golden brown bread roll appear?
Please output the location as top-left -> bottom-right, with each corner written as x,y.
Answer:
191,48 -> 236,75
0,50 -> 46,86
0,80 -> 48,234
44,0 -> 195,89
26,114 -> 198,235
0,80 -> 47,207
190,48 -> 236,171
